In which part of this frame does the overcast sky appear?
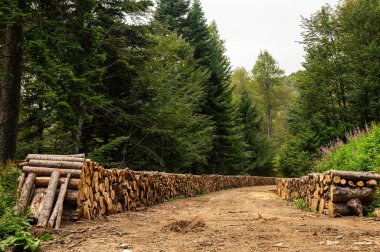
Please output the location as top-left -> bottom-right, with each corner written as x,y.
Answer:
201,0 -> 340,75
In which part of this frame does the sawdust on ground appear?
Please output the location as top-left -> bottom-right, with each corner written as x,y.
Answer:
41,185 -> 380,252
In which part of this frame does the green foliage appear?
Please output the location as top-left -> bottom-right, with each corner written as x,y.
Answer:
155,0 -> 249,174
0,164 -> 19,215
0,210 -> 31,238
274,133 -> 316,177
238,90 -> 274,175
316,124 -> 380,172
364,189 -> 380,217
0,165 -> 52,251
0,231 -> 52,252
278,0 -> 380,176
292,198 -> 311,211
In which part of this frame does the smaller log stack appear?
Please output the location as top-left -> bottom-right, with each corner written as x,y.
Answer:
276,170 -> 380,217
16,154 -> 88,229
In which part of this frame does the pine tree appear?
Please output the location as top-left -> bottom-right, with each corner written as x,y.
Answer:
154,0 -> 248,174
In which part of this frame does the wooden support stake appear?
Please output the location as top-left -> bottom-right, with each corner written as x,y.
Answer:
15,173 -> 36,215
48,173 -> 71,228
37,171 -> 60,227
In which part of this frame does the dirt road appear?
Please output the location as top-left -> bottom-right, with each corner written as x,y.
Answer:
42,185 -> 380,252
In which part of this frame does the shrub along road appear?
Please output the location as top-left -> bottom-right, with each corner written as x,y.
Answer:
42,186 -> 380,252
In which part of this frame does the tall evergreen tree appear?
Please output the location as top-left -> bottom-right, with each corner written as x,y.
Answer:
154,0 -> 248,174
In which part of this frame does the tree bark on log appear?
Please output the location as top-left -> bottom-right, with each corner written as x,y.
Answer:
26,154 -> 85,161
346,198 -> 363,217
16,173 -> 26,197
23,166 -> 81,178
330,186 -> 375,202
37,171 -> 60,227
30,190 -> 46,220
15,173 -> 36,215
35,177 -> 79,189
329,202 -> 353,217
28,159 -> 83,169
328,170 -> 380,181
48,174 -> 71,228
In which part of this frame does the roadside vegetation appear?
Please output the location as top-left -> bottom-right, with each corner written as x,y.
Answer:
0,164 -> 52,251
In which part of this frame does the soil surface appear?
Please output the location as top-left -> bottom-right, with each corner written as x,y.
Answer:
41,185 -> 380,252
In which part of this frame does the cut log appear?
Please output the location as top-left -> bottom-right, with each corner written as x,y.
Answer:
30,190 -> 46,220
311,198 -> 320,212
15,173 -> 36,215
328,202 -> 353,217
33,188 -> 78,202
48,173 -> 71,228
348,180 -> 355,187
332,176 -> 341,184
340,179 -> 347,186
35,177 -> 79,189
28,160 -> 83,170
330,186 -> 375,202
37,171 -> 60,227
328,170 -> 380,181
366,179 -> 378,188
18,162 -> 28,167
356,181 -> 364,187
319,198 -> 326,214
16,173 -> 26,197
26,153 -> 85,161
346,198 -> 363,217
23,166 -> 81,178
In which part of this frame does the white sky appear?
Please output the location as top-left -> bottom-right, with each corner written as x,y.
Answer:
201,0 -> 340,75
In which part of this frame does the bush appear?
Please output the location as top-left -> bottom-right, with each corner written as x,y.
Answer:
316,124 -> 380,173
0,164 -> 20,215
364,189 -> 380,217
292,197 -> 311,211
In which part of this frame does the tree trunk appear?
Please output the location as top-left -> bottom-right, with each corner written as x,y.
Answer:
266,105 -> 271,138
0,16 -> 23,162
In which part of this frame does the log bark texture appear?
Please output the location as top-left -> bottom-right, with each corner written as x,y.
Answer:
28,159 -> 83,169
23,166 -> 81,178
37,171 -> 60,227
15,173 -> 36,215
48,173 -> 71,228
330,186 -> 375,202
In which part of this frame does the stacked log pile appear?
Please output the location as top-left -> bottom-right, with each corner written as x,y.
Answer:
276,170 -> 380,217
77,161 -> 277,219
17,154 -> 277,226
16,154 -> 88,229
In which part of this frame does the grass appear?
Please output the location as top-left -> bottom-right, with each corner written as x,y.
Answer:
0,163 -> 52,251
292,198 -> 311,212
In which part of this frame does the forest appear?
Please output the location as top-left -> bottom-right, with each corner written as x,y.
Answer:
1,0 -> 380,178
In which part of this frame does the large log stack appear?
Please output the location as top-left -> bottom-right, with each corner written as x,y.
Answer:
276,170 -> 380,217
17,154 -> 277,227
76,161 -> 277,219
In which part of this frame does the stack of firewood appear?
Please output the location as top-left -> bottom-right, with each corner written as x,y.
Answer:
16,154 -> 277,226
77,161 -> 277,219
276,170 -> 380,217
